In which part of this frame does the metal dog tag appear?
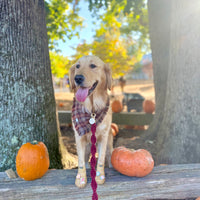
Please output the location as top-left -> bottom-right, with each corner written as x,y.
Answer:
89,113 -> 96,125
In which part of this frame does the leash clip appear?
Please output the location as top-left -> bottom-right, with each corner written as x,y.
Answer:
89,113 -> 96,125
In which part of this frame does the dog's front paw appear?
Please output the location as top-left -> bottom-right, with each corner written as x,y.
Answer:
75,167 -> 87,188
75,173 -> 87,188
95,165 -> 105,185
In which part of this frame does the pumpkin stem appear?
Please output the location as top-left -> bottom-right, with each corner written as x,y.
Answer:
31,140 -> 38,145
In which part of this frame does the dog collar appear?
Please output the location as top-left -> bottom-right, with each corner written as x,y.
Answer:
71,97 -> 110,136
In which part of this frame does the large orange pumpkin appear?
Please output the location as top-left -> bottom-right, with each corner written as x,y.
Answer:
111,146 -> 154,177
111,100 -> 123,113
143,100 -> 155,113
111,123 -> 119,136
16,141 -> 50,181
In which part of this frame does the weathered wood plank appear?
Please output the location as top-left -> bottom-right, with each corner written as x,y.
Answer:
0,164 -> 200,200
58,111 -> 154,126
112,112 -> 154,125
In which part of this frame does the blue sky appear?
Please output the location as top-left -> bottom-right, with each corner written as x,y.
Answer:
57,1 -> 100,57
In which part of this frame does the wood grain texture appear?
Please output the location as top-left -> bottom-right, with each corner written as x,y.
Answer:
0,164 -> 200,200
58,111 -> 154,126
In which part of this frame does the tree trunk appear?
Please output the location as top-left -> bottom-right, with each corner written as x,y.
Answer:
0,0 -> 62,171
144,0 -> 171,142
148,0 -> 200,164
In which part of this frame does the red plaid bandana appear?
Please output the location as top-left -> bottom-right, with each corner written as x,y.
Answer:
72,98 -> 110,136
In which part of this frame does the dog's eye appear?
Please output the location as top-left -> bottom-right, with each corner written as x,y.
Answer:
90,64 -> 97,69
76,64 -> 80,69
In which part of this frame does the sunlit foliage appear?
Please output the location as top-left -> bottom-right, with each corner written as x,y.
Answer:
45,0 -> 83,51
46,0 -> 150,78
50,51 -> 70,78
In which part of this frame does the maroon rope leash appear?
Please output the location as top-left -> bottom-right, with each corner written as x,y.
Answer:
90,114 -> 98,200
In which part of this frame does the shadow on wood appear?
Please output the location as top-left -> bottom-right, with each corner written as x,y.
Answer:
0,164 -> 200,200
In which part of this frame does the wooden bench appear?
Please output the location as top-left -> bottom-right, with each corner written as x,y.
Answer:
58,111 -> 154,126
1,164 -> 200,200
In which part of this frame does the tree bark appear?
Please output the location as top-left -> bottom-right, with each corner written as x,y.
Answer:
0,0 -> 62,171
148,0 -> 200,164
146,0 -> 171,141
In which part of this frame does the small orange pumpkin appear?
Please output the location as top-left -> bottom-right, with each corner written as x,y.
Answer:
16,140 -> 50,181
111,146 -> 154,177
111,100 -> 123,113
111,123 -> 119,136
59,102 -> 64,107
143,100 -> 155,113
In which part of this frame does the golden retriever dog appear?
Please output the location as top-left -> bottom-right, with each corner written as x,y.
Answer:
69,55 -> 113,188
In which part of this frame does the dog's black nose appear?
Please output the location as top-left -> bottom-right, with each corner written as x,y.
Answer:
75,75 -> 85,85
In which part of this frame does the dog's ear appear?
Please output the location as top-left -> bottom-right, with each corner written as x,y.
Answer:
69,64 -> 76,90
104,63 -> 112,90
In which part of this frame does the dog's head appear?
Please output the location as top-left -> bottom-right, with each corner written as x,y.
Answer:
69,55 -> 112,102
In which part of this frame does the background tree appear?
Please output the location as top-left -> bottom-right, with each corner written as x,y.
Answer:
70,36 -> 135,78
147,0 -> 200,164
50,52 -> 70,78
48,0 -> 150,78
0,0 -> 63,171
91,35 -> 134,78
92,1 -> 136,77
45,0 -> 83,51
70,42 -> 91,62
45,0 -> 83,79
88,0 -> 150,56
70,1 -> 139,77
